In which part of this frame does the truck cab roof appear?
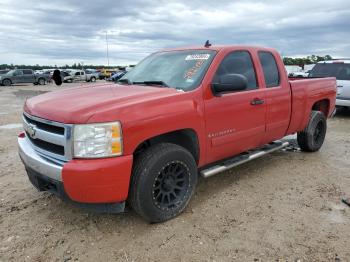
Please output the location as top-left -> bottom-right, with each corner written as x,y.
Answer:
161,45 -> 278,53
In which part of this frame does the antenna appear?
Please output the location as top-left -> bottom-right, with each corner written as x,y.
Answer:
204,40 -> 212,48
106,31 -> 110,66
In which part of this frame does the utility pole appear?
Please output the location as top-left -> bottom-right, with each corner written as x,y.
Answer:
106,31 -> 110,67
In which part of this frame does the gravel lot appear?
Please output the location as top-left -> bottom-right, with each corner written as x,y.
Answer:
0,81 -> 350,261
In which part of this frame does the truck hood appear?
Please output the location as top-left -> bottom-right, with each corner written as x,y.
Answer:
24,83 -> 180,124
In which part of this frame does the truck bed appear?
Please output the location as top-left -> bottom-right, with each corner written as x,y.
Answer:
287,77 -> 337,134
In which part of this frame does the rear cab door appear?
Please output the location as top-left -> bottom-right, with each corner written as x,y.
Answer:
203,47 -> 267,164
256,49 -> 292,144
23,69 -> 35,83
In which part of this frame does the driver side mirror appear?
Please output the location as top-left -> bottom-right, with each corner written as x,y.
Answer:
212,74 -> 248,95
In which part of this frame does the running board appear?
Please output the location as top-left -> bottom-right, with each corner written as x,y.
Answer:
200,141 -> 290,178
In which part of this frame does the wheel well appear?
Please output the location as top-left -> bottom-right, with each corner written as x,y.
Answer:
312,99 -> 330,116
134,129 -> 200,164
2,78 -> 11,83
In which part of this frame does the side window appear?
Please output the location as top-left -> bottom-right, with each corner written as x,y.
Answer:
214,51 -> 258,90
258,51 -> 280,87
15,70 -> 23,76
75,72 -> 80,76
23,70 -> 32,75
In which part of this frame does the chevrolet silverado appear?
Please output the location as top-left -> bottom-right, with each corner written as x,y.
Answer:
18,45 -> 337,222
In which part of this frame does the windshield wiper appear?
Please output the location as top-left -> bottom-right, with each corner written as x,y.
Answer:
132,80 -> 169,87
117,78 -> 132,85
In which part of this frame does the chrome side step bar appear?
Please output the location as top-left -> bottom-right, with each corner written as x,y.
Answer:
200,141 -> 290,178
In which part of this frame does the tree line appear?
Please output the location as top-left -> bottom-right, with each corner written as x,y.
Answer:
283,55 -> 332,66
0,55 -> 333,70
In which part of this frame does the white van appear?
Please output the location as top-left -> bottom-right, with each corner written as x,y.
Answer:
309,60 -> 350,109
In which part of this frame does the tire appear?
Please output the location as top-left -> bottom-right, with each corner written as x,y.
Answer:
297,110 -> 327,152
38,78 -> 46,85
90,77 -> 96,82
2,79 -> 11,86
129,143 -> 198,223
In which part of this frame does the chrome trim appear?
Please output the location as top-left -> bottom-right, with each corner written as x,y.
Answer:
22,112 -> 73,161
18,136 -> 63,181
23,117 -> 65,146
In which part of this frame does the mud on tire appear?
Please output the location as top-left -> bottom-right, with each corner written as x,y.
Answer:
297,110 -> 327,152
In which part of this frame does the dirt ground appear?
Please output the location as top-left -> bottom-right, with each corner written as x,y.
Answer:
0,81 -> 349,262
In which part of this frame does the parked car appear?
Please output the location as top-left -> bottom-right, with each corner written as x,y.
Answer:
18,45 -> 336,222
99,68 -> 117,79
309,60 -> 350,110
106,71 -> 126,82
0,69 -> 50,86
73,70 -> 98,82
0,70 -> 10,75
289,71 -> 310,78
60,70 -> 74,83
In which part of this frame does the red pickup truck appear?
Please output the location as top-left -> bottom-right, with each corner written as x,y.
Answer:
18,45 -> 336,222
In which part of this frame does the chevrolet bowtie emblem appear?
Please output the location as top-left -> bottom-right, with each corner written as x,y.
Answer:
27,124 -> 36,138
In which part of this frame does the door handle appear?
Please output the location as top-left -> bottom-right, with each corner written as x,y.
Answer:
251,98 -> 264,105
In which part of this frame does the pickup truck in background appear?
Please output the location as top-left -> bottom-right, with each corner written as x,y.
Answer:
0,70 -> 10,75
73,70 -> 99,82
309,59 -> 350,110
18,45 -> 336,222
0,69 -> 50,86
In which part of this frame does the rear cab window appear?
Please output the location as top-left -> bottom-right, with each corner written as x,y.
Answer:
258,51 -> 280,87
213,51 -> 258,91
23,70 -> 32,75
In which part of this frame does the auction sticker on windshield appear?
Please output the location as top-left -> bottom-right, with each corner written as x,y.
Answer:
185,54 -> 211,60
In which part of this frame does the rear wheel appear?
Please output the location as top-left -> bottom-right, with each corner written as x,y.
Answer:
297,111 -> 327,152
129,143 -> 198,223
90,77 -> 96,82
2,79 -> 11,86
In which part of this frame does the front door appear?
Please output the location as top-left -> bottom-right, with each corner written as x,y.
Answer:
204,50 -> 266,163
12,70 -> 24,84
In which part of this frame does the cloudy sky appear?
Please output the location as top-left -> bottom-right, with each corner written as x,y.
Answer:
0,0 -> 349,66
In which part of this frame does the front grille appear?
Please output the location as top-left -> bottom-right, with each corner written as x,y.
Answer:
23,114 -> 64,135
26,134 -> 65,155
23,113 -> 72,161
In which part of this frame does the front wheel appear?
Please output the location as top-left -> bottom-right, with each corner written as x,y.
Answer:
2,79 -> 11,86
129,143 -> 198,223
38,78 -> 46,85
297,111 -> 327,152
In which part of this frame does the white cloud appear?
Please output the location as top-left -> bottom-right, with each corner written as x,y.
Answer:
0,0 -> 349,66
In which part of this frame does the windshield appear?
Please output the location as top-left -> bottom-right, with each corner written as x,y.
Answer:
6,70 -> 16,75
309,63 -> 350,80
119,50 -> 216,91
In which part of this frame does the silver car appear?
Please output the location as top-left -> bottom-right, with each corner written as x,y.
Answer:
309,60 -> 350,110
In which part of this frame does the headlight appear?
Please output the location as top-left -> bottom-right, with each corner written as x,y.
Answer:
73,121 -> 123,158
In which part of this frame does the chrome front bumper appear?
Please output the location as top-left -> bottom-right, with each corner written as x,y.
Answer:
18,136 -> 63,181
